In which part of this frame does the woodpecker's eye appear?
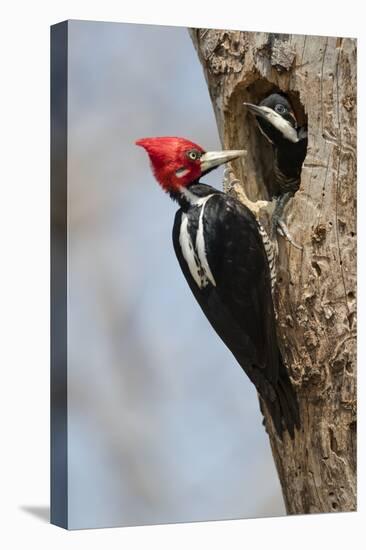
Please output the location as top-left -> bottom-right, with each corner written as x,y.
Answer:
275,104 -> 287,114
187,150 -> 201,161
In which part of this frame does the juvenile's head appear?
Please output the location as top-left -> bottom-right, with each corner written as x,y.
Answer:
244,94 -> 302,145
136,136 -> 244,193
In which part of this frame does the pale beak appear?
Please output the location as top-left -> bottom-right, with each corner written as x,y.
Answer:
243,102 -> 270,118
200,149 -> 246,173
243,102 -> 299,143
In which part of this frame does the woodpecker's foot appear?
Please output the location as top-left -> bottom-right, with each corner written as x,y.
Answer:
275,218 -> 303,250
223,165 -> 240,192
271,193 -> 302,250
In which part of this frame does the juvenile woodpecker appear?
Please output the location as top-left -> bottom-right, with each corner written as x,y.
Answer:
136,136 -> 300,439
243,93 -> 308,247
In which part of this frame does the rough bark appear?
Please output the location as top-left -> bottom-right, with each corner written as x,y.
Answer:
189,29 -> 356,515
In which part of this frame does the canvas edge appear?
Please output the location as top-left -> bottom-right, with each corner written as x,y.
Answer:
50,19 -> 68,530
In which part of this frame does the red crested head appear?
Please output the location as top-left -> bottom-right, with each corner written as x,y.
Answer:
135,137 -> 206,193
136,136 -> 246,195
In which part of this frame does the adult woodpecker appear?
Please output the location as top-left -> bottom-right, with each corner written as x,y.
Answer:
243,93 -> 308,247
136,136 -> 300,439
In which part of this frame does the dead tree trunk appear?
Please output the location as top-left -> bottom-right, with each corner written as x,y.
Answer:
189,29 -> 356,515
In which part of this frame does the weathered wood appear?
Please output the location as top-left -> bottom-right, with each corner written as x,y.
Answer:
189,29 -> 356,515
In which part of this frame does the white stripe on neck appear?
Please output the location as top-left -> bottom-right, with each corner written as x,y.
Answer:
178,194 -> 216,289
180,187 -> 212,206
196,196 -> 216,287
179,214 -> 202,288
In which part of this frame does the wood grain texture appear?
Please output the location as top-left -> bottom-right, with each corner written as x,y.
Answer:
189,29 -> 356,514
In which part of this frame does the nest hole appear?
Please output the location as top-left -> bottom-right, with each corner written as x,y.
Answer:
227,78 -> 308,202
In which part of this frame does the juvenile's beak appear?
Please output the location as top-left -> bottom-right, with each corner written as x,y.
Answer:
243,102 -> 270,119
200,149 -> 245,173
243,102 -> 299,143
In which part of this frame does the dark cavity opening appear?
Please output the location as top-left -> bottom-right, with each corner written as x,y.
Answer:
227,78 -> 308,202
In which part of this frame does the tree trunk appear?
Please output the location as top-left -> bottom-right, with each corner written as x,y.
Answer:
189,29 -> 356,515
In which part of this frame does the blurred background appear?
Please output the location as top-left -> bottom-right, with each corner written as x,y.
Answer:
67,19 -> 285,529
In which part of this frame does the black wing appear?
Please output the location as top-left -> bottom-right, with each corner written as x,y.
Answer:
172,193 -> 279,400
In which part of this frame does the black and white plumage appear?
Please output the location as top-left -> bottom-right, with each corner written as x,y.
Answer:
222,166 -> 277,295
136,136 -> 300,439
173,184 -> 299,439
244,93 -> 308,246
257,220 -> 277,295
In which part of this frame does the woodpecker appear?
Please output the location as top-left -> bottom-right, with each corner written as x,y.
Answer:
136,136 -> 300,439
243,93 -> 308,247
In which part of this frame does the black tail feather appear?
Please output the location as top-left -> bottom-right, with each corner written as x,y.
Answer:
261,357 -> 300,440
279,374 -> 300,428
276,377 -> 297,438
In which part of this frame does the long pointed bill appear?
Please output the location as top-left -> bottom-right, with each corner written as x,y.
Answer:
200,149 -> 245,173
243,102 -> 299,143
